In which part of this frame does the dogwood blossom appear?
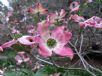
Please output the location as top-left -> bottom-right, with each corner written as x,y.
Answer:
15,51 -> 30,65
38,23 -> 74,59
79,16 -> 102,28
70,15 -> 102,28
28,3 -> 48,15
47,9 -> 66,23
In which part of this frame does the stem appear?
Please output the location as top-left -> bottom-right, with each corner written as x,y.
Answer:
35,56 -> 53,65
88,27 -> 97,42
79,34 -> 84,53
69,42 -> 98,76
69,42 -> 87,69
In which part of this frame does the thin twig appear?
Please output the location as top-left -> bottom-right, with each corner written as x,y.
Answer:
79,34 -> 84,53
69,42 -> 97,76
35,56 -> 53,65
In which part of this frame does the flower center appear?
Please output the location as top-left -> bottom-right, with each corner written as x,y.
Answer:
27,37 -> 33,42
47,38 -> 56,48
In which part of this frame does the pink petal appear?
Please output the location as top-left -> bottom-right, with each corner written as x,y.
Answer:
37,20 -> 50,38
52,26 -> 64,37
69,14 -> 85,23
60,9 -> 66,18
54,47 -> 74,59
15,54 -> 23,65
32,3 -> 48,15
1,39 -> 17,48
15,51 -> 30,65
47,13 -> 57,23
37,3 -> 48,14
94,20 -> 102,28
38,39 -> 52,57
79,22 -> 86,28
18,35 -> 36,45
52,26 -> 72,45
47,9 -> 66,23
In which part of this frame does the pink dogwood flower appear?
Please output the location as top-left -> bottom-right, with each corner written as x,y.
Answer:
28,3 -> 48,15
0,39 -> 17,51
15,51 -> 30,65
38,23 -> 74,59
69,1 -> 80,12
89,16 -> 102,28
79,16 -> 102,28
47,9 -> 66,23
69,15 -> 102,28
18,35 -> 39,45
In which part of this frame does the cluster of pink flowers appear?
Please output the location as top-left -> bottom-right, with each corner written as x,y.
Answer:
69,0 -> 102,28
0,2 -> 74,65
70,14 -> 102,28
69,1 -> 101,28
0,1 -> 101,65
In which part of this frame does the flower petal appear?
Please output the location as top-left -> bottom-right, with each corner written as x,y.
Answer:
47,13 -> 57,23
37,3 -> 48,14
15,51 -> 30,65
52,26 -> 72,45
37,20 -> 50,38
1,39 -> 17,48
18,35 -> 36,45
54,47 -> 74,59
69,14 -> 85,23
60,9 -> 66,18
31,3 -> 48,15
38,39 -> 52,57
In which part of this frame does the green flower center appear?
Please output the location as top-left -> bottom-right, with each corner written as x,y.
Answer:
47,38 -> 56,48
